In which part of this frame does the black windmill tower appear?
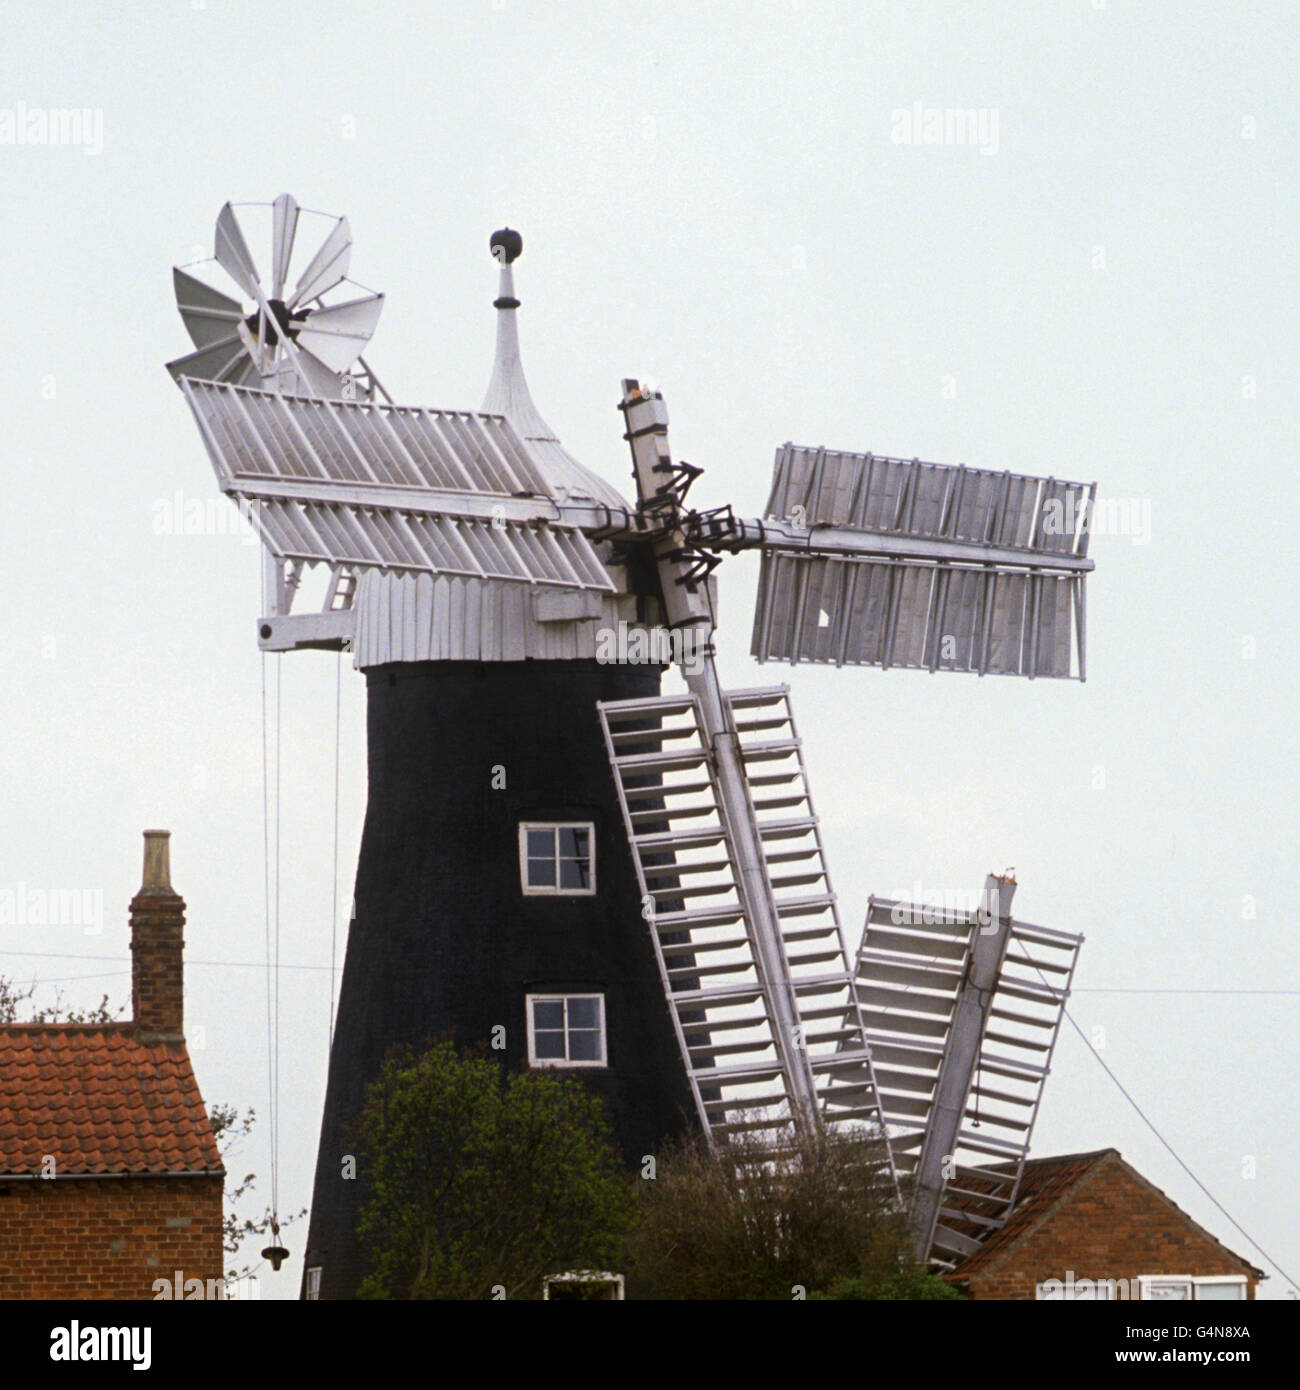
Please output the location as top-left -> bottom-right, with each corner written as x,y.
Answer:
169,196 -> 1097,1299
300,230 -> 698,1297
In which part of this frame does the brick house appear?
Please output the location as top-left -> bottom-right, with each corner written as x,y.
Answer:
0,831 -> 225,1299
945,1148 -> 1264,1301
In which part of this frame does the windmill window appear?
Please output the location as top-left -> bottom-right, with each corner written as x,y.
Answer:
304,1266 -> 322,1301
519,823 -> 595,895
526,993 -> 606,1067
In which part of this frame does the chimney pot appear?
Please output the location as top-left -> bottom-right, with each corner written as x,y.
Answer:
140,829 -> 173,894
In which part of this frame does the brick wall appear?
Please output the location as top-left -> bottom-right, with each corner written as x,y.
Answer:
0,1176 -> 223,1299
965,1157 -> 1258,1300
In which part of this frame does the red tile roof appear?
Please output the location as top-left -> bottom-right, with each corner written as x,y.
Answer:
943,1148 -> 1113,1279
945,1148 -> 1265,1283
0,1024 -> 224,1177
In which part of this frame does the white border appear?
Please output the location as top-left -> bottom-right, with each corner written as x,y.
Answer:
519,821 -> 597,897
526,992 -> 607,1068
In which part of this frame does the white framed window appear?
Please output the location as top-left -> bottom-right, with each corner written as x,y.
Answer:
1138,1274 -> 1248,1300
1037,1274 -> 1249,1302
543,1270 -> 625,1301
1139,1276 -> 1194,1300
1036,1279 -> 1116,1300
520,822 -> 596,896
304,1266 -> 322,1301
526,993 -> 606,1067
1191,1276 -> 1248,1300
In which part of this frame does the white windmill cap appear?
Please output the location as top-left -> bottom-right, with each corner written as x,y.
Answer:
481,229 -> 630,510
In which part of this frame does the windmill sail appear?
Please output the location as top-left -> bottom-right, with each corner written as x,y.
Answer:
853,886 -> 1082,1269
752,444 -> 1094,679
167,197 -> 380,400
598,685 -> 895,1166
177,378 -> 617,591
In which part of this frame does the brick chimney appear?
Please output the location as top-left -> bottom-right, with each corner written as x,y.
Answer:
129,830 -> 186,1041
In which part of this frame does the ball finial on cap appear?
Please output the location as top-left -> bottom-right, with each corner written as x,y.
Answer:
489,227 -> 523,264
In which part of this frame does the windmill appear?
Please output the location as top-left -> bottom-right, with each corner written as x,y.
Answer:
167,198 -> 1093,1295
167,194 -> 385,401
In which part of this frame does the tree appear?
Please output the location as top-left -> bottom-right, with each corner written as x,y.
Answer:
208,1103 -> 305,1283
352,1040 -> 634,1300
0,975 -> 123,1025
627,1122 -> 952,1300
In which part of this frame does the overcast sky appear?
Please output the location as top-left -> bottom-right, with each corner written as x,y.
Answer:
1,0 -> 1295,1299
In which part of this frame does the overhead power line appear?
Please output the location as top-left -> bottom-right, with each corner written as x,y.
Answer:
1061,1006 -> 1297,1292
1,949 -> 1293,993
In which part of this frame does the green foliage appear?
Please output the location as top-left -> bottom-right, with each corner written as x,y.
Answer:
627,1123 -> 929,1300
352,1040 -> 634,1300
808,1271 -> 966,1300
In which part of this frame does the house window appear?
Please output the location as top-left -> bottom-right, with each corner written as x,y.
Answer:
1036,1280 -> 1115,1300
1137,1275 -> 1246,1301
526,993 -> 606,1067
1139,1277 -> 1193,1300
1192,1277 -> 1247,1300
543,1270 -> 626,1301
520,823 -> 595,895
304,1266 -> 322,1301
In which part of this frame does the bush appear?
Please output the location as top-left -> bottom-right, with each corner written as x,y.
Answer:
352,1040 -> 633,1300
808,1271 -> 965,1300
627,1122 -> 929,1300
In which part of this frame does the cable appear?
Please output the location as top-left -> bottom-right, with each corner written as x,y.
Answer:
0,950 -> 334,972
272,655 -> 283,1221
1071,988 -> 1300,996
329,648 -> 341,1051
4,971 -> 130,988
261,653 -> 278,1232
2,948 -> 1294,998
1055,998 -> 1297,1290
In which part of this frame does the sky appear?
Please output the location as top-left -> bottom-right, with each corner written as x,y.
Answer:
0,0 -> 1295,1299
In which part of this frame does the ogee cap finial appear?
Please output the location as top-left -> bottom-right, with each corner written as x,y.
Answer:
490,227 -> 523,264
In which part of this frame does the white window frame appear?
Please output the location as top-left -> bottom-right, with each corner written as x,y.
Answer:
1036,1279 -> 1116,1300
1191,1275 -> 1248,1300
1139,1275 -> 1194,1300
519,822 -> 596,897
543,1270 -> 626,1301
526,992 -> 607,1068
304,1266 -> 322,1301
1137,1274 -> 1246,1301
